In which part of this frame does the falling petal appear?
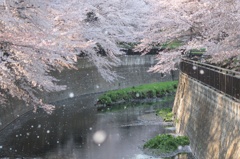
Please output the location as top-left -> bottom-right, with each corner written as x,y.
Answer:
93,130 -> 107,144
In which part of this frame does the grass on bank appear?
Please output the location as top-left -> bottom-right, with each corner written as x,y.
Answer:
99,95 -> 175,112
156,108 -> 173,122
97,81 -> 178,105
143,134 -> 190,153
161,40 -> 183,50
189,48 -> 206,55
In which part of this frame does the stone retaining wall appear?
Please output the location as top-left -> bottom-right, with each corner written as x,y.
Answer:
173,73 -> 240,159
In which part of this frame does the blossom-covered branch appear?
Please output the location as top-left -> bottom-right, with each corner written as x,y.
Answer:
138,0 -> 240,72
0,0 -> 152,112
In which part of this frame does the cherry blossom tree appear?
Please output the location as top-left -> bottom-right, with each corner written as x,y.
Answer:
0,0 -> 153,112
137,0 -> 240,73
1,0 -> 240,112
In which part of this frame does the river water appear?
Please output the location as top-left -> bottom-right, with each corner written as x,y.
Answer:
0,94 -> 194,159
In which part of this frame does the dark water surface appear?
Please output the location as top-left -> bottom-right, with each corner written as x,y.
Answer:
0,94 -> 193,159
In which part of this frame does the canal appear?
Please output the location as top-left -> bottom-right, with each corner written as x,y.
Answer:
0,94 -> 194,159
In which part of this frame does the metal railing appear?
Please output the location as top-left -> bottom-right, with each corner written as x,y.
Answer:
180,58 -> 240,101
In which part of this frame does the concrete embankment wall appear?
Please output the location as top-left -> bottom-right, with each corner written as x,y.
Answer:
0,55 -> 178,130
173,73 -> 240,159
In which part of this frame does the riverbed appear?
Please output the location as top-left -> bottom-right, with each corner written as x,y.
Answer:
0,94 -> 194,159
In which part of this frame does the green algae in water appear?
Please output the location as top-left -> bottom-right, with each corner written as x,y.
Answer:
156,108 -> 173,122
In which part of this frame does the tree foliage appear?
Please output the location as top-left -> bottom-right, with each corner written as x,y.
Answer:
136,0 -> 240,73
0,0 -> 239,112
0,0 -> 153,112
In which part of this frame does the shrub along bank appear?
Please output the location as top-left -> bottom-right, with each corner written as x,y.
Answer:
97,81 -> 178,105
143,134 -> 190,153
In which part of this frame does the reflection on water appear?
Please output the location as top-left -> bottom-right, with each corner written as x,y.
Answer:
0,94 -> 193,159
